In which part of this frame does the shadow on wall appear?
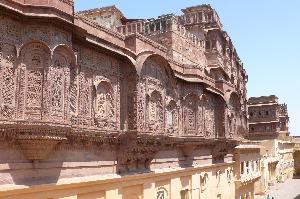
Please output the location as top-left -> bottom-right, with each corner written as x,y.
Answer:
294,194 -> 300,199
293,175 -> 300,179
3,140 -> 117,186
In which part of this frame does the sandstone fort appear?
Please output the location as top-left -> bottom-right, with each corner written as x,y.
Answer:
0,0 -> 299,198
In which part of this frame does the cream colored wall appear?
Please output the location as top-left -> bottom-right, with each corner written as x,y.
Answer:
260,140 -> 275,156
0,163 -> 235,199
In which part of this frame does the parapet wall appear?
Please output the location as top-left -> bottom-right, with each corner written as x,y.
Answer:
248,95 -> 278,105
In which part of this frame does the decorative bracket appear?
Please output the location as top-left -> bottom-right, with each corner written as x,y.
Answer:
17,135 -> 65,161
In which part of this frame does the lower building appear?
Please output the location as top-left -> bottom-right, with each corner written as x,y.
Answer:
247,95 -> 295,193
292,136 -> 300,176
234,143 -> 261,199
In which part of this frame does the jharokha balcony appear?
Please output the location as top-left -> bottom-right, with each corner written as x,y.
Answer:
0,0 -> 247,178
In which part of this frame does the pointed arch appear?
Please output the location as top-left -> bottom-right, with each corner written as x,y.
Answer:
137,52 -> 177,133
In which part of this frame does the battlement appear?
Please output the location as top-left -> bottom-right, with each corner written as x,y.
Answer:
144,15 -> 205,48
180,4 -> 223,30
279,103 -> 288,116
116,14 -> 205,48
248,95 -> 278,105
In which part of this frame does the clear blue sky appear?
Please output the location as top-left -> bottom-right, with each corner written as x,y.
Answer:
75,0 -> 300,136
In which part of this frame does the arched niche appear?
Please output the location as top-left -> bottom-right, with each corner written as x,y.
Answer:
0,42 -> 17,119
183,93 -> 200,135
18,41 -> 51,120
146,90 -> 163,132
94,80 -> 115,129
228,92 -> 241,138
228,92 -> 240,112
50,45 -> 76,121
202,92 -> 226,139
138,53 -> 177,133
165,99 -> 178,134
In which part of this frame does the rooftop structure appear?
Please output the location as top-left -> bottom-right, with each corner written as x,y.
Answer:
247,95 -> 290,140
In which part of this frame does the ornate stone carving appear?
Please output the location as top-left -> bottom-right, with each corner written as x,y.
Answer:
0,4 -> 250,180
78,68 -> 92,125
147,90 -> 164,132
50,52 -> 68,119
139,58 -> 170,133
203,94 -> 215,138
17,135 -> 65,161
70,64 -> 78,114
0,16 -> 21,44
94,81 -> 115,129
0,43 -> 16,119
165,100 -> 178,134
23,26 -> 51,44
19,42 -> 50,120
117,132 -> 161,173
183,93 -> 199,135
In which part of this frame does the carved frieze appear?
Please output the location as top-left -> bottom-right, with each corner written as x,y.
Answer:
0,15 -> 21,44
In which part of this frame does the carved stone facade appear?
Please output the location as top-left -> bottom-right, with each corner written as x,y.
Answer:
0,1 -> 250,198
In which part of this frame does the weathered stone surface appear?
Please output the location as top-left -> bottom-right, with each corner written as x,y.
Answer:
0,1 -> 252,198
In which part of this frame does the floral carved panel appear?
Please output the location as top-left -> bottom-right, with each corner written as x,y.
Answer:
0,43 -> 17,119
19,42 -> 50,120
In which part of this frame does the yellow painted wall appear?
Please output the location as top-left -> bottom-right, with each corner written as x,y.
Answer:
0,163 -> 236,199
